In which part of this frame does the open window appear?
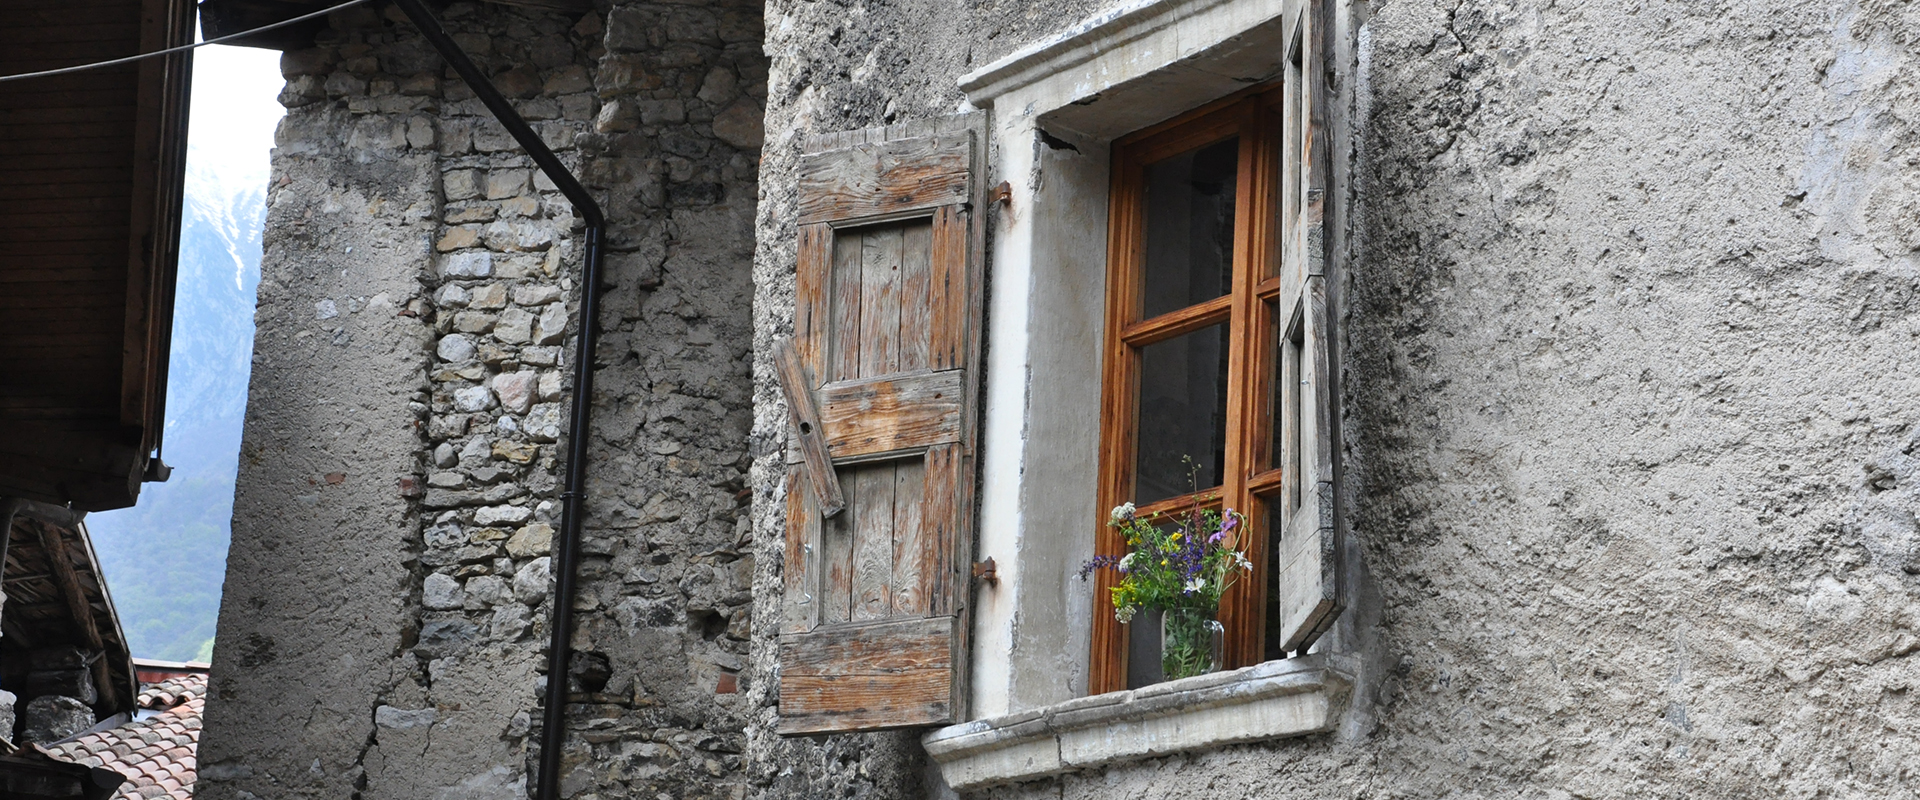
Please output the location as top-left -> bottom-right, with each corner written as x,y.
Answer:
1090,14 -> 1341,693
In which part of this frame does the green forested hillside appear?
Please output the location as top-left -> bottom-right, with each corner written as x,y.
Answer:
84,47 -> 278,662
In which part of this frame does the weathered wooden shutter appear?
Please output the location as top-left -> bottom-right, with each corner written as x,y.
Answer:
775,116 -> 983,735
1274,0 -> 1345,654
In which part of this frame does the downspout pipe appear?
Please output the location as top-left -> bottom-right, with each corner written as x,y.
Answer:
387,3 -> 604,798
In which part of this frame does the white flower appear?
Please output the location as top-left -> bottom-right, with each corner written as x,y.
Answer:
1118,552 -> 1137,570
1109,502 -> 1136,523
1115,605 -> 1137,624
1231,551 -> 1253,571
1184,577 -> 1207,593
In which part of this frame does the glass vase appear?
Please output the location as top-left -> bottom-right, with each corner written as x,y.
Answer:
1160,606 -> 1223,681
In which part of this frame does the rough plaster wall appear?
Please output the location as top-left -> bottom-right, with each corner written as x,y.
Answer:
200,1 -> 767,798
977,0 -> 1920,797
196,84 -> 442,797
742,0 -> 1108,797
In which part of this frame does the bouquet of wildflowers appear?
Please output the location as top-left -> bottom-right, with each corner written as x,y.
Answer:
1081,501 -> 1252,623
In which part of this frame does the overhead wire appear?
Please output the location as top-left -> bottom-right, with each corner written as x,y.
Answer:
0,0 -> 374,84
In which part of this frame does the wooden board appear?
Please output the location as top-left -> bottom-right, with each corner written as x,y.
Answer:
818,371 -> 964,459
773,339 -> 846,516
797,133 -> 974,225
778,615 -> 959,734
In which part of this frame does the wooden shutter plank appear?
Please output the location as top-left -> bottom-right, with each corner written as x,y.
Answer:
924,443 -> 961,617
795,223 -> 832,369
829,227 -> 865,383
818,370 -> 964,460
797,132 -> 974,225
859,224 -> 904,377
851,462 -> 898,621
898,220 -> 934,371
774,339 -> 847,516
928,205 -> 970,371
783,464 -> 821,634
821,472 -> 858,626
777,672 -> 953,734
780,615 -> 956,673
890,457 -> 930,615
1275,275 -> 1341,652
778,616 -> 958,734
1277,482 -> 1338,651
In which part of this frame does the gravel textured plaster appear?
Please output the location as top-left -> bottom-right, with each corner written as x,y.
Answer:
976,0 -> 1920,796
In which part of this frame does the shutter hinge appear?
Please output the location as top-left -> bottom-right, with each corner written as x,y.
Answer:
971,557 -> 998,586
988,181 -> 1012,209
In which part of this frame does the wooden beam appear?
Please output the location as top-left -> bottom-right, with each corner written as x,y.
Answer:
29,521 -> 110,703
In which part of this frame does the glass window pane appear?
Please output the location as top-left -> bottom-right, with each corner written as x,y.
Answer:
1141,137 -> 1239,319
1134,322 -> 1230,505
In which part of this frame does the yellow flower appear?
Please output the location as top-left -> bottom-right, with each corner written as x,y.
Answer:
1160,559 -> 1168,566
1171,532 -> 1183,541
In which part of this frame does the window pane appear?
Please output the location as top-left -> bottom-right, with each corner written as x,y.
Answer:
1141,137 -> 1239,319
1134,322 -> 1229,504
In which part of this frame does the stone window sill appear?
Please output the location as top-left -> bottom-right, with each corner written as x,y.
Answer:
922,655 -> 1350,791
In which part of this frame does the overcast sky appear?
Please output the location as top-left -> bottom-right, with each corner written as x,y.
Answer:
186,45 -> 286,205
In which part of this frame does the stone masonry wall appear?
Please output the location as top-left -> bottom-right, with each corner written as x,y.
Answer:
199,1 -> 769,798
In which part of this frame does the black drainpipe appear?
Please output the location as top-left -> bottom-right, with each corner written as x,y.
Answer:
388,2 -> 603,797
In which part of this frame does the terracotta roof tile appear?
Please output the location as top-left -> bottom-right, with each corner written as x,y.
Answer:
42,680 -> 206,800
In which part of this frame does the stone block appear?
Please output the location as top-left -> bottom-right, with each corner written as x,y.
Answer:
444,170 -> 480,201
437,333 -> 477,362
464,575 -> 511,610
506,523 -> 554,558
525,403 -> 563,442
545,66 -> 592,95
512,285 -> 561,306
483,221 -> 553,252
495,308 -> 536,345
452,311 -> 495,333
470,283 -> 509,310
604,7 -> 658,52
453,386 -> 495,412
434,283 -> 471,308
513,557 -> 552,604
485,170 -> 531,200
697,67 -> 737,105
476,505 -> 533,527
422,572 -> 464,610
20,695 -> 92,745
711,101 -> 764,151
405,116 -> 435,149
437,224 -> 480,253
499,196 -> 539,218
495,371 -> 537,413
534,305 -> 567,345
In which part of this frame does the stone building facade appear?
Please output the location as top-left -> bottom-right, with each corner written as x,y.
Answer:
199,0 -> 1920,797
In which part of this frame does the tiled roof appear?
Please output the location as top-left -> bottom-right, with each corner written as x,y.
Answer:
135,674 -> 205,711
42,674 -> 205,800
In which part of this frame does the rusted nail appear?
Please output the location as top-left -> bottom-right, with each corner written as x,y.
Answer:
989,181 -> 1012,207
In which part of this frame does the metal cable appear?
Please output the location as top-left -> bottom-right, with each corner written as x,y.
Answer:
0,0 -> 373,84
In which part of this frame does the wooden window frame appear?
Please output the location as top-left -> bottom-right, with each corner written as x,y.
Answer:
1090,87 -> 1289,695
